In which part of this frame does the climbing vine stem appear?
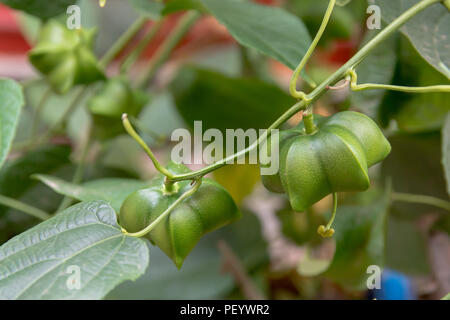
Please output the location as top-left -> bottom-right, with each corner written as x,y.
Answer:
347,68 -> 450,93
392,193 -> 450,212
289,0 -> 336,100
122,114 -> 174,179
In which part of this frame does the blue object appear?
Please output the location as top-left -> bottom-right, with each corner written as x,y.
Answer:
370,269 -> 416,300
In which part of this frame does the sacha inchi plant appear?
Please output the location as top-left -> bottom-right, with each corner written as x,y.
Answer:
0,0 -> 449,300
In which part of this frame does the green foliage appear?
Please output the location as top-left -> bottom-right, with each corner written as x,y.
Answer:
0,0 -> 75,20
130,0 -> 164,19
0,146 -> 71,215
377,0 -> 450,79
0,79 -> 24,171
262,112 -> 391,212
88,77 -> 149,140
351,31 -> 398,119
172,66 -> 296,131
0,0 -> 448,300
382,133 -> 448,215
391,39 -> 450,132
443,114 -> 450,194
33,175 -> 150,213
324,188 -> 390,290
163,0 -> 205,15
0,201 -> 149,299
201,0 -> 311,71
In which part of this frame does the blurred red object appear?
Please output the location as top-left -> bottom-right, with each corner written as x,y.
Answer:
0,4 -> 30,53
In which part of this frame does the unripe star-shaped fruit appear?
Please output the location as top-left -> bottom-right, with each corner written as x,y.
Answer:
261,111 -> 391,212
119,162 -> 241,268
29,20 -> 104,94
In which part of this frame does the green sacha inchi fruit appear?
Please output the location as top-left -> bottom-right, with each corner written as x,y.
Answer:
261,111 -> 391,212
28,20 -> 104,94
119,162 -> 241,268
87,76 -> 149,140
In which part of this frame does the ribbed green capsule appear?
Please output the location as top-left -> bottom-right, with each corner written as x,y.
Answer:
261,111 -> 391,212
28,20 -> 104,94
87,77 -> 149,140
119,162 -> 241,268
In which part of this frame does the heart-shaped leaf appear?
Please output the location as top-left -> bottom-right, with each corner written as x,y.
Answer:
0,201 -> 149,300
0,78 -> 24,171
34,175 -> 150,212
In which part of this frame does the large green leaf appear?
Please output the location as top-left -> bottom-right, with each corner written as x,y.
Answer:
109,210 -> 268,299
33,175 -> 150,213
200,0 -> 311,70
0,79 -> 24,171
443,113 -> 450,195
324,188 -> 390,290
0,201 -> 149,299
1,0 -> 75,20
172,66 -> 296,131
351,31 -> 398,119
163,0 -> 205,15
376,0 -> 450,79
129,0 -> 164,19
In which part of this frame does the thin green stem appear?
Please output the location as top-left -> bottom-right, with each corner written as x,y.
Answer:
99,16 -> 147,68
327,193 -> 338,230
303,107 -> 317,135
0,194 -> 51,221
289,0 -> 336,100
56,126 -> 93,213
317,193 -> 337,238
120,19 -> 164,74
124,179 -> 202,237
122,113 -> 174,178
39,88 -> 88,144
348,69 -> 450,93
392,192 -> 450,212
31,87 -> 52,139
137,11 -> 200,88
